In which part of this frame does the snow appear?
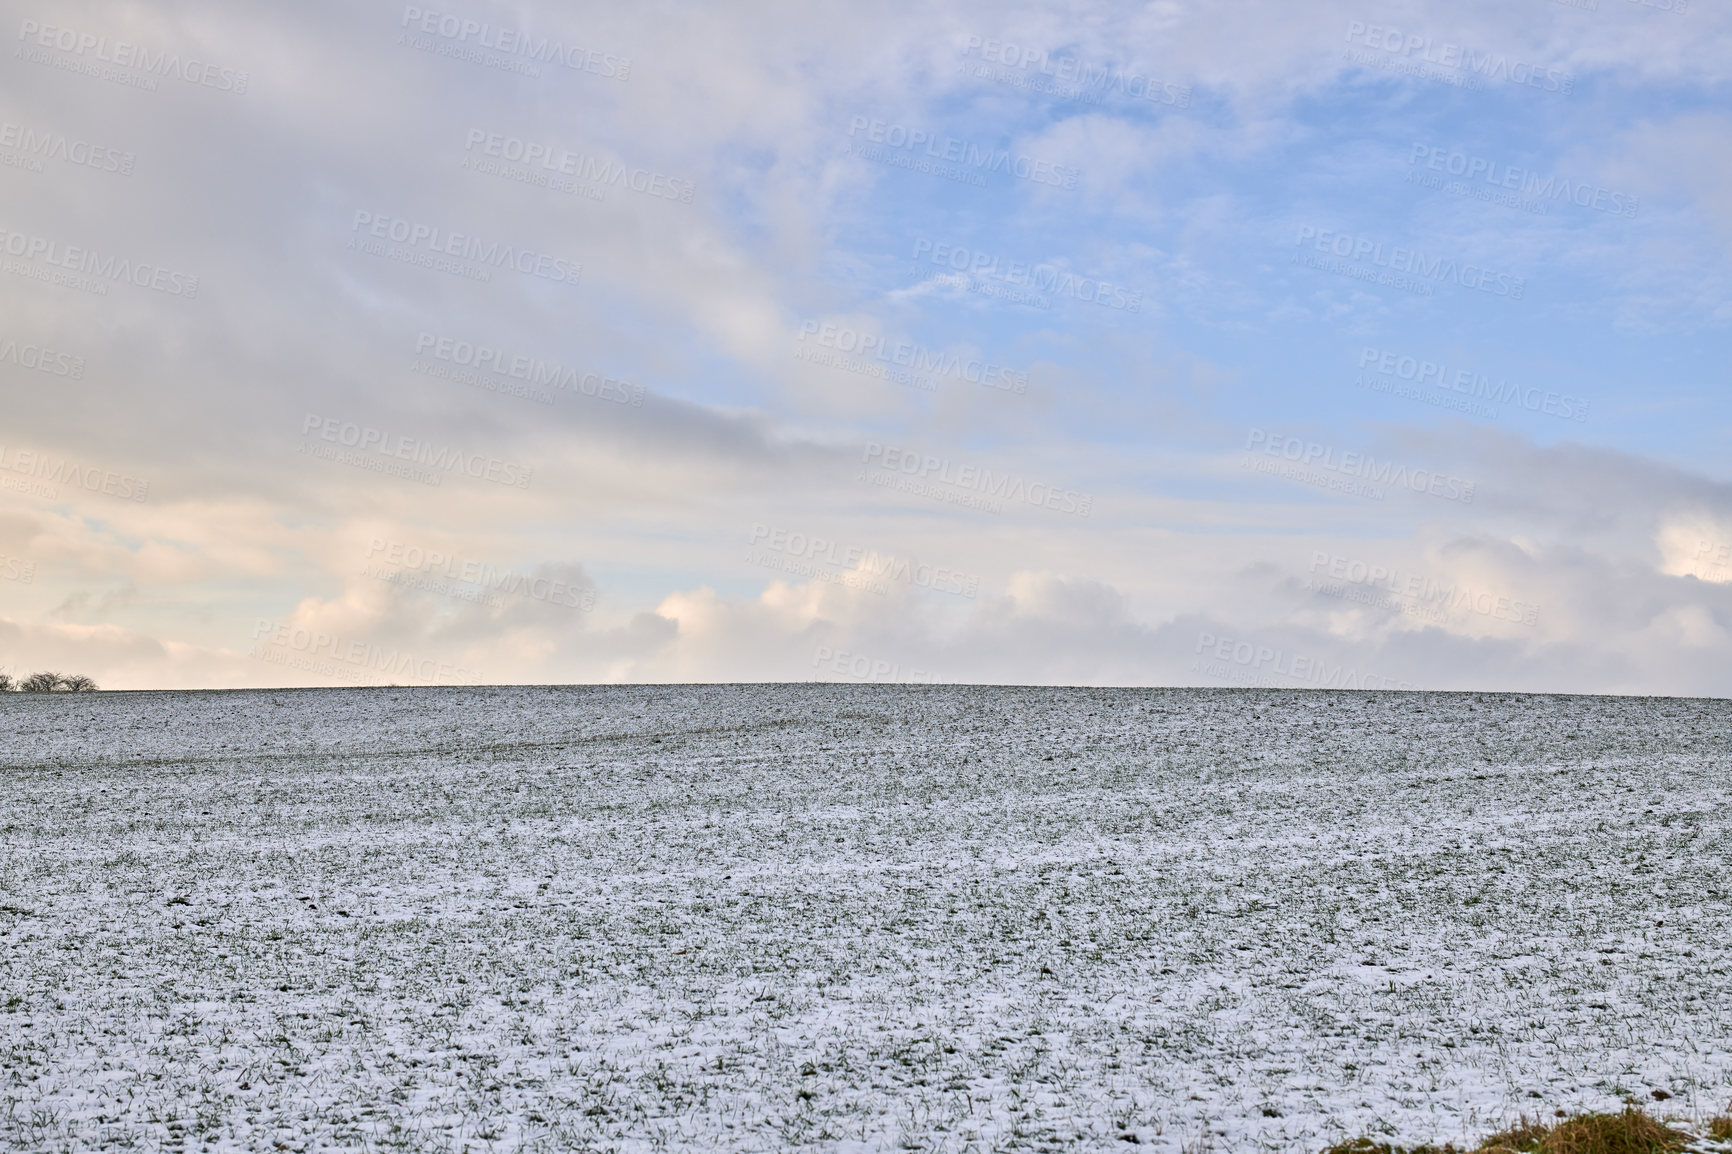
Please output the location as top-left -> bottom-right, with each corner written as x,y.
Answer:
2,685 -> 1729,1151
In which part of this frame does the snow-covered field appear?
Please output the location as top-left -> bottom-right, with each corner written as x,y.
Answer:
2,686 -> 1729,1152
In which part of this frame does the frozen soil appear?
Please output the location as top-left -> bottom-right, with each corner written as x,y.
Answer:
1,685 -> 1729,1152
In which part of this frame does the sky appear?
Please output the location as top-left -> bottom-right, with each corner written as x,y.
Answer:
1,0 -> 1729,695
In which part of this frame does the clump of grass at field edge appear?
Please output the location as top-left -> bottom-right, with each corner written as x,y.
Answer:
1323,1107 -> 1732,1153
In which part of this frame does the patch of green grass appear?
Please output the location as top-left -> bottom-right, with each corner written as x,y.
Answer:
1323,1108 -> 1697,1154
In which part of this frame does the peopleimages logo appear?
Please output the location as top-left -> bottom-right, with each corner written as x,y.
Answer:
1343,22 -> 1572,95
1693,539 -> 1731,582
797,322 -> 1027,394
0,336 -> 84,378
348,211 -> 581,286
1294,225 -> 1524,299
847,117 -> 1081,189
0,227 -> 199,297
861,442 -> 1093,516
1358,347 -> 1588,422
249,619 -> 480,685
1243,428 -> 1476,504
909,238 -> 1142,312
0,443 -> 150,502
16,18 -> 249,93
748,524 -> 980,599
1307,551 -> 1540,627
399,6 -> 630,79
365,538 -> 594,610
0,119 -> 134,175
959,36 -> 1191,107
414,332 -> 642,406
1192,630 -> 1418,691
813,646 -> 941,684
298,414 -> 534,489
1407,144 -> 1637,218
463,130 -> 693,203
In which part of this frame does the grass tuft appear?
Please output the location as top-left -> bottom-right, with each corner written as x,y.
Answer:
1323,1108 -> 1697,1154
1320,1139 -> 1465,1154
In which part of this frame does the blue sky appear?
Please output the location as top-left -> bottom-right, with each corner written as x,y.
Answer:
1,0 -> 1729,693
